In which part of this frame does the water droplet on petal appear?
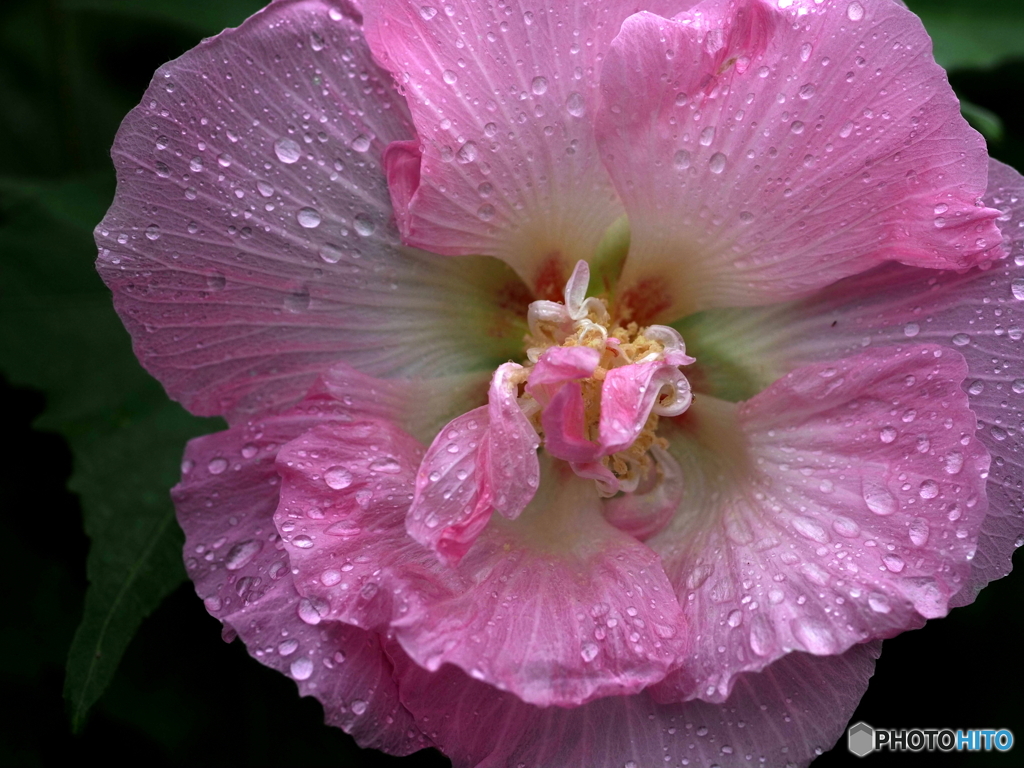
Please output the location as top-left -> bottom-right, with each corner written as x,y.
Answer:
325,466 -> 353,489
351,699 -> 368,715
1011,278 -> 1024,301
208,457 -> 228,474
918,479 -> 939,499
297,207 -> 321,228
225,539 -> 262,570
351,134 -> 371,152
353,213 -> 376,236
863,480 -> 897,515
847,1 -> 865,21
565,91 -> 585,117
531,76 -> 548,95
369,457 -> 402,474
274,137 -> 302,164
290,657 -> 314,680
708,152 -> 727,174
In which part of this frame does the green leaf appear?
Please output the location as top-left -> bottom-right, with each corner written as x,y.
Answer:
60,0 -> 265,36
960,97 -> 1005,142
908,0 -> 1024,71
0,176 -> 222,731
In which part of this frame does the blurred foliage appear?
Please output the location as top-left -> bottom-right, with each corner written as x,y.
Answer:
0,0 -> 1022,766
908,0 -> 1024,70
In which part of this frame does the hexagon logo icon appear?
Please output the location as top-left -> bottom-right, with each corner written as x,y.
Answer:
847,722 -> 875,757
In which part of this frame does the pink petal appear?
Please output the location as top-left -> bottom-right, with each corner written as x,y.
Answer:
650,346 -> 988,703
524,345 -> 601,406
407,405 -> 495,564
95,0 -> 529,421
603,446 -> 685,540
392,459 -> 687,707
362,0 -> 691,292
171,406 -> 427,753
486,363 -> 541,518
402,364 -> 540,562
680,158 -> 1024,608
277,427 -> 686,708
597,0 -> 1004,321
390,636 -> 880,768
599,360 -> 692,453
274,419 -> 445,629
528,347 -> 605,463
541,381 -> 604,464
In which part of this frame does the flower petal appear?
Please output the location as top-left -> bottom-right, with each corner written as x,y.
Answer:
403,364 -> 540,563
649,346 -> 988,703
487,363 -> 542,518
390,637 -> 880,768
597,0 -> 1004,321
171,405 -> 427,753
603,446 -> 685,540
362,0 -> 691,292
277,430 -> 686,708
393,458 -> 687,707
677,158 -> 1024,607
95,0 -> 529,421
600,360 -> 692,452
274,418 -> 443,629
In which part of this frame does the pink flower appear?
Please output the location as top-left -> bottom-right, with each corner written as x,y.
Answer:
96,0 -> 1024,765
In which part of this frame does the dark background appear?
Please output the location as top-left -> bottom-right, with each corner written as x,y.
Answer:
1,0 -> 1021,765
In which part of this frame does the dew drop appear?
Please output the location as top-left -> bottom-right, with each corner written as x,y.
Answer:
951,333 -> 970,347
353,213 -> 376,236
456,141 -> 478,164
867,593 -> 891,614
565,91 -> 586,117
274,137 -> 302,164
581,642 -> 599,662
708,152 -> 727,174
351,134 -> 371,152
791,617 -> 836,654
225,539 -> 262,571
832,516 -> 860,537
903,322 -> 920,337
443,69 -> 458,85
208,457 -> 228,474
351,699 -> 368,715
909,518 -> 930,546
369,457 -> 402,474
278,639 -> 299,655
863,480 -> 897,515
1011,278 -> 1024,300
325,466 -> 353,489
145,224 -> 161,241
918,479 -> 939,499
883,554 -> 905,573
674,149 -> 691,169
419,6 -> 438,20
297,207 -> 322,228
290,657 -> 314,680
531,76 -> 548,95
847,1 -> 865,21
879,426 -> 897,444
